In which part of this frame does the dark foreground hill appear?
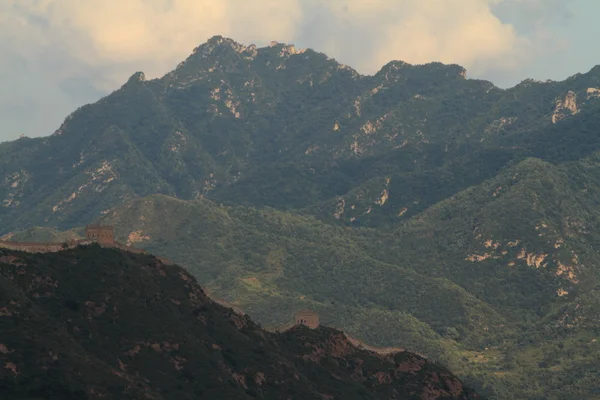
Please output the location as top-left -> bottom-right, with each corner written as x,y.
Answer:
0,245 -> 482,400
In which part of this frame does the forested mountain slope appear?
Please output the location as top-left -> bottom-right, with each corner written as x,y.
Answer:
1,36 -> 599,231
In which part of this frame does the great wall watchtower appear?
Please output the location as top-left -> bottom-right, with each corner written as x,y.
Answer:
85,224 -> 115,246
294,309 -> 319,329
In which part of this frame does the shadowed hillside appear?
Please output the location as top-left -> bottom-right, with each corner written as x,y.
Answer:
0,245 -> 482,400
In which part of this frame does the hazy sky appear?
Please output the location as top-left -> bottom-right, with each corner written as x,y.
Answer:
1,0 -> 599,142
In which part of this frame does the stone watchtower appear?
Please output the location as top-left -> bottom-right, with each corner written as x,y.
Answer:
85,224 -> 115,246
294,309 -> 319,329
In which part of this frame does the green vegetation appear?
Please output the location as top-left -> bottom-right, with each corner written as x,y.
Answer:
93,175 -> 599,399
1,36 -> 600,399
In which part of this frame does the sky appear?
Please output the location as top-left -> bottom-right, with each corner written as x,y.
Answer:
1,0 -> 599,142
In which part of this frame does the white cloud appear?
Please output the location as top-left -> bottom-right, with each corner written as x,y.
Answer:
315,0 -> 530,75
2,0 -> 550,82
0,0 -> 576,138
3,0 -> 304,89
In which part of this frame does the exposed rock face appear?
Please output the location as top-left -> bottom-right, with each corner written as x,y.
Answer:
586,87 -> 600,99
552,90 -> 579,123
284,328 -> 482,399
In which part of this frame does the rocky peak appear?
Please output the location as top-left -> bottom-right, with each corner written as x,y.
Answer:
192,35 -> 252,56
377,60 -> 413,75
114,72 -> 149,94
125,71 -> 146,85
375,60 -> 467,85
263,41 -> 307,57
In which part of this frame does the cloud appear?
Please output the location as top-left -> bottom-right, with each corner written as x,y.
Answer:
0,0 -> 577,138
3,0 -> 304,89
308,0 -> 530,75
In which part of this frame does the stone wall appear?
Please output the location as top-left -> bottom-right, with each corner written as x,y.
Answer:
0,241 -> 64,253
0,239 -> 94,253
0,225 -> 174,265
85,225 -> 114,246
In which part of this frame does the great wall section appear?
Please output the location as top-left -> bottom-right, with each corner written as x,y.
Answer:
0,224 -> 173,265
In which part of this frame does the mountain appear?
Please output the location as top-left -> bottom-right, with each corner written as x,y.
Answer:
1,36 -> 600,399
0,245 -> 482,399
2,36 -> 599,232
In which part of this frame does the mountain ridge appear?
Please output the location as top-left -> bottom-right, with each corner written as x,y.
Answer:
2,36 -> 600,233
